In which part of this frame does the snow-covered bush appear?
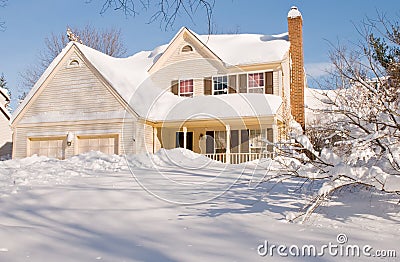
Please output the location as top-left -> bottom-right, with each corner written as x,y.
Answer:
273,14 -> 400,222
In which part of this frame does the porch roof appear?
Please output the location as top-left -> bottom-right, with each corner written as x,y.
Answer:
150,93 -> 282,122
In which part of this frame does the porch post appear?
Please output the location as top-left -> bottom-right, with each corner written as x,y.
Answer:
272,120 -> 278,143
183,126 -> 187,149
153,126 -> 157,154
226,124 -> 231,164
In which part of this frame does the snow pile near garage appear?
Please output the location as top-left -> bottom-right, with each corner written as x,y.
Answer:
0,149 -> 218,191
126,148 -> 221,169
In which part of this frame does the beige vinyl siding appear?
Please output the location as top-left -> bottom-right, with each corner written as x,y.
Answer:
273,71 -> 280,96
144,123 -> 154,153
121,117 -> 137,155
281,56 -> 291,111
23,52 -> 123,120
162,39 -> 222,69
133,121 -> 155,154
0,113 -> 12,158
193,78 -> 204,96
0,113 -> 11,146
149,38 -> 227,97
13,49 -> 146,159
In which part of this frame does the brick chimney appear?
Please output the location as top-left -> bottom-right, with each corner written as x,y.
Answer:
287,6 -> 305,130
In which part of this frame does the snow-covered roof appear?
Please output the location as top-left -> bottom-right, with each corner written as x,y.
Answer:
78,42 -> 282,121
305,87 -> 337,123
149,93 -> 282,122
12,28 -> 286,123
195,32 -> 290,66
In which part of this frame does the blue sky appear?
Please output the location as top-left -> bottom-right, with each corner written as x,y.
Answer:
1,0 -> 399,108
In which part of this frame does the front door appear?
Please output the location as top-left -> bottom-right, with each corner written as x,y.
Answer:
175,132 -> 193,151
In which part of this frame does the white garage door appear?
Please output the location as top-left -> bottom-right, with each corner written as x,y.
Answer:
30,137 -> 65,159
77,135 -> 118,155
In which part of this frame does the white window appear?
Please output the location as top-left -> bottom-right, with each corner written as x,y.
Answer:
213,76 -> 228,95
248,73 -> 264,93
179,79 -> 194,97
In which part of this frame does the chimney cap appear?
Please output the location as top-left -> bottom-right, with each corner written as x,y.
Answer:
288,6 -> 302,19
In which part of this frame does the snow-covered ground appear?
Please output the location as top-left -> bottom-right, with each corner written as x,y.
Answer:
0,149 -> 398,261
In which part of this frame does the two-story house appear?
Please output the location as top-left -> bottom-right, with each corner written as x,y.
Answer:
11,6 -> 306,163
0,86 -> 12,159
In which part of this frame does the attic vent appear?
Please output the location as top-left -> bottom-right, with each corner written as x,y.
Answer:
181,45 -> 193,53
68,59 -> 80,67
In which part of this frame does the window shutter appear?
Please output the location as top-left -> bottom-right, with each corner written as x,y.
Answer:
204,77 -> 212,95
228,75 -> 237,93
240,129 -> 249,153
171,80 -> 179,95
239,74 -> 247,93
266,128 -> 274,152
265,72 -> 273,94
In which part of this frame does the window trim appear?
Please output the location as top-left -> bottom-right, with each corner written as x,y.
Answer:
247,72 -> 265,93
181,45 -> 194,53
67,59 -> 81,68
178,79 -> 194,97
211,70 -> 273,95
212,75 -> 228,95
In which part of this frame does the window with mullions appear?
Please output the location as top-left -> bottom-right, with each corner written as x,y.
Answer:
248,73 -> 265,93
179,79 -> 194,97
213,76 -> 228,95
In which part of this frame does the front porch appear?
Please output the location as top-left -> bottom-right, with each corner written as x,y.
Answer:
153,117 -> 278,164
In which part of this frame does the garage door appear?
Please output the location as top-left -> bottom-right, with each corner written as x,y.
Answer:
77,135 -> 118,155
29,137 -> 65,159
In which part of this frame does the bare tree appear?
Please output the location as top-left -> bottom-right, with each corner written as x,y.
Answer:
86,0 -> 214,31
268,13 -> 400,223
19,25 -> 127,97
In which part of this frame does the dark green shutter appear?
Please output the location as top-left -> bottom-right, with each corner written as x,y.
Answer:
239,74 -> 247,93
228,75 -> 237,93
266,128 -> 274,152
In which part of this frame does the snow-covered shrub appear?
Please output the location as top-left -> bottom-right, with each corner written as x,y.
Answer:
273,14 -> 400,222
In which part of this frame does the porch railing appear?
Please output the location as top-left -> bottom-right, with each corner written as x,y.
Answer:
203,152 -> 274,164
